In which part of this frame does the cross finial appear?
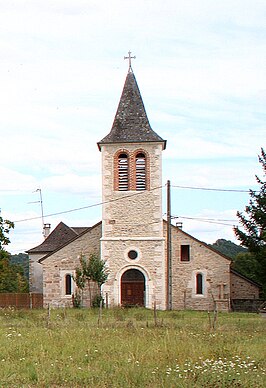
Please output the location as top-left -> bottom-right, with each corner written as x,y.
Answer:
124,50 -> 136,71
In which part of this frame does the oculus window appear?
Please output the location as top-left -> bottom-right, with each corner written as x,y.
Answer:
128,250 -> 138,260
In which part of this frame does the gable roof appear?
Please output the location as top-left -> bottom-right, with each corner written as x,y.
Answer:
27,222 -> 90,254
168,222 -> 261,288
166,220 -> 232,262
98,69 -> 166,150
231,268 -> 262,288
39,220 -> 102,263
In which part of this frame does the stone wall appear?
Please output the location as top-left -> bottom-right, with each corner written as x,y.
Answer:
230,271 -> 260,299
101,141 -> 166,309
42,223 -> 101,307
101,142 -> 164,239
166,224 -> 231,312
29,252 -> 45,293
101,238 -> 166,309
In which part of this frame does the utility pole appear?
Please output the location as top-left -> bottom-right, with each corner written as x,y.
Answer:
31,188 -> 50,239
36,188 -> 44,229
167,180 -> 172,310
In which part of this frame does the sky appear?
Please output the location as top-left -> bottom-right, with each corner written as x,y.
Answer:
0,0 -> 265,254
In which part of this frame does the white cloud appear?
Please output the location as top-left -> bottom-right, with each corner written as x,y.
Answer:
163,128 -> 264,163
42,173 -> 101,196
0,167 -> 38,192
0,0 -> 265,253
177,208 -> 240,245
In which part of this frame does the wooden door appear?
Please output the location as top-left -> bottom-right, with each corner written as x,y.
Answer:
121,269 -> 145,307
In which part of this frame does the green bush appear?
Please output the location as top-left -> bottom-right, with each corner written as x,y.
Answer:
92,294 -> 104,308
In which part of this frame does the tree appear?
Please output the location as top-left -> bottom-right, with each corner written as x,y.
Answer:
0,215 -> 29,293
234,148 -> 266,296
232,252 -> 261,283
0,216 -> 14,250
0,251 -> 29,292
74,253 -> 108,307
10,253 -> 29,280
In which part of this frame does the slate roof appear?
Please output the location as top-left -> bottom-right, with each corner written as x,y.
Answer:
98,69 -> 166,149
38,221 -> 102,263
27,222 -> 90,254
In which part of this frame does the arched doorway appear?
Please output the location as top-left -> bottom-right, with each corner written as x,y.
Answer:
121,269 -> 145,307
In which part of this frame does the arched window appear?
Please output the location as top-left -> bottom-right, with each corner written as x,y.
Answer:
196,273 -> 203,295
135,153 -> 146,190
118,153 -> 129,191
65,274 -> 72,295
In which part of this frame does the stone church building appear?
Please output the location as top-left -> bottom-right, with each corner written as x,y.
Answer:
28,66 -> 260,311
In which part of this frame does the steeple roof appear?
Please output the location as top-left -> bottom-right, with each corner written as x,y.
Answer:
98,70 -> 166,150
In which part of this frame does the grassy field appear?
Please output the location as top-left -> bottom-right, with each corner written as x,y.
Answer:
0,307 -> 265,387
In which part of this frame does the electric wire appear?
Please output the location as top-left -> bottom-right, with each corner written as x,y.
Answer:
7,183 -> 255,223
10,181 -> 249,231
173,215 -> 236,227
13,185 -> 165,223
171,184 -> 255,193
12,181 -> 246,225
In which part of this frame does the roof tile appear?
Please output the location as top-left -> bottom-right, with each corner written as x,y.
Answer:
98,70 -> 166,149
27,222 -> 89,253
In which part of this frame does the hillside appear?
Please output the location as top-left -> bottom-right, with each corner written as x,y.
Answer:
10,253 -> 29,280
209,239 -> 247,259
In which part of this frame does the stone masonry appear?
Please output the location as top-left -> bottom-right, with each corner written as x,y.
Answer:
167,223 -> 231,312
101,142 -> 166,309
231,271 -> 260,299
42,223 -> 101,307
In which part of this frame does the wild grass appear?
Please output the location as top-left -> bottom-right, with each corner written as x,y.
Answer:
0,307 -> 265,387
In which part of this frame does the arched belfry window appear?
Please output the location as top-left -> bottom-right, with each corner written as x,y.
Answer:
135,152 -> 146,191
196,273 -> 203,295
118,153 -> 129,191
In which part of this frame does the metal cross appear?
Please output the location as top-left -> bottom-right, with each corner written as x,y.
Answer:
124,51 -> 136,70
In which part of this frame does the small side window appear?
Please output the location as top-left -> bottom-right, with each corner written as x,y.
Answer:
65,274 -> 72,295
181,245 -> 190,262
196,273 -> 203,295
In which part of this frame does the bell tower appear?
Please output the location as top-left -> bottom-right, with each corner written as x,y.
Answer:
98,59 -> 167,308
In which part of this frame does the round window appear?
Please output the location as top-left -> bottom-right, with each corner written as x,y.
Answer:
128,250 -> 138,260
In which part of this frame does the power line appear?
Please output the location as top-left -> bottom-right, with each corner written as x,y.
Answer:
13,185 -> 165,223
171,184 -> 255,193
9,220 -> 163,254
172,215 -> 237,222
11,182 -> 250,225
10,230 -> 41,236
172,215 -> 237,227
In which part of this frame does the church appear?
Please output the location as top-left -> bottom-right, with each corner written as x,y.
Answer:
28,60 -> 260,311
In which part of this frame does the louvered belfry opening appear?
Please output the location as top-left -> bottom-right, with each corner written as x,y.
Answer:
118,153 -> 129,191
135,152 -> 146,190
